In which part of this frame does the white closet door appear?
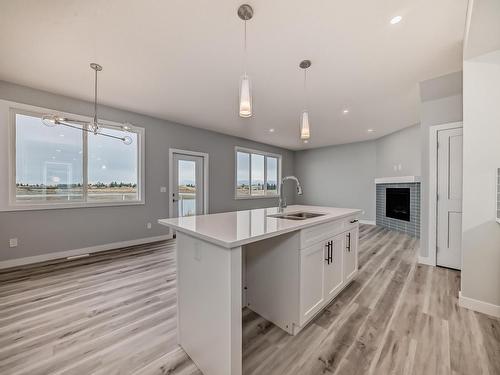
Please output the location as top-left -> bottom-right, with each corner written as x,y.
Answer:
436,127 -> 463,270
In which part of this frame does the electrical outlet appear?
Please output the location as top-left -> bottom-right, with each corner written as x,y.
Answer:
147,222 -> 152,229
9,238 -> 18,248
160,186 -> 167,193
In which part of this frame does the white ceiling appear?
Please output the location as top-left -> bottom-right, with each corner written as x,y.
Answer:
0,0 -> 468,150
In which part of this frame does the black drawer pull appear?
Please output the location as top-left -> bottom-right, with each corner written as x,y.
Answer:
350,219 -> 359,224
325,241 -> 333,264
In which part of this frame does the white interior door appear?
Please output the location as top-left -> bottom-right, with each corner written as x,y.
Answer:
436,127 -> 463,270
172,153 -> 204,217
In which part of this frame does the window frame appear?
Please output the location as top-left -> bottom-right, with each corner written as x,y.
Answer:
7,107 -> 145,211
234,146 -> 282,200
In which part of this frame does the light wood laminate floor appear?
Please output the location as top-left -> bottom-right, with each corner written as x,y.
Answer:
0,225 -> 498,375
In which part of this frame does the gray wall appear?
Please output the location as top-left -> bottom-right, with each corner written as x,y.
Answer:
294,124 -> 421,222
0,81 -> 295,262
295,141 -> 377,221
461,0 -> 500,308
419,72 -> 463,257
462,51 -> 500,307
375,124 -> 421,178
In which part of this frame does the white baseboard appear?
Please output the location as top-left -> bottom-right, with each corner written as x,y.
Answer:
418,255 -> 435,266
459,291 -> 500,318
359,220 -> 376,225
0,234 -> 173,270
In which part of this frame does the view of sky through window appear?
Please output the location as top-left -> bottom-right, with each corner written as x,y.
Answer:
15,113 -> 140,203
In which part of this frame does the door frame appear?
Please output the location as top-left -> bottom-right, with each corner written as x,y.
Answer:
427,122 -> 463,267
169,148 -> 209,218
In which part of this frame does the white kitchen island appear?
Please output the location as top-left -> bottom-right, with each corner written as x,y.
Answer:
158,205 -> 361,375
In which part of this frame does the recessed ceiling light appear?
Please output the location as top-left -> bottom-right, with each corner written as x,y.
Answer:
367,129 -> 375,133
269,128 -> 275,133
343,109 -> 349,114
390,16 -> 402,25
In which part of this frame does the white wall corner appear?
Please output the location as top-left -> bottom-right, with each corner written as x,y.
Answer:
459,291 -> 500,318
0,234 -> 173,270
359,220 -> 376,225
418,255 -> 435,266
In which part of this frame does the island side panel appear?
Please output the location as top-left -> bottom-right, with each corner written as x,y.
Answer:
176,232 -> 242,375
245,231 -> 301,334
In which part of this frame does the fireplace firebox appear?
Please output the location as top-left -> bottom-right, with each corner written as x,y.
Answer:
386,188 -> 410,222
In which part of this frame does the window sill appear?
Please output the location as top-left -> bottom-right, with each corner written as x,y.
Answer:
234,195 -> 278,200
1,200 -> 145,212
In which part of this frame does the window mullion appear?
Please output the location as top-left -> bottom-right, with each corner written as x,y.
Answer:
249,152 -> 252,196
263,155 -> 267,196
82,124 -> 88,202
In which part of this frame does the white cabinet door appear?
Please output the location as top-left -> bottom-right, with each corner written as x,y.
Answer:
299,242 -> 326,324
343,228 -> 358,283
324,234 -> 344,300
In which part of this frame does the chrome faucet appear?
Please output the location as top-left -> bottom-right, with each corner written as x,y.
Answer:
278,176 -> 303,212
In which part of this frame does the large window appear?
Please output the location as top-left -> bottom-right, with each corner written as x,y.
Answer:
235,147 -> 281,198
12,110 -> 143,208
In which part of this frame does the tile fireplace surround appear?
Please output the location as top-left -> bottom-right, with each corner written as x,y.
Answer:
375,177 -> 421,238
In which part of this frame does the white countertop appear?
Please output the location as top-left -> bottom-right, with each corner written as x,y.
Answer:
158,205 -> 362,248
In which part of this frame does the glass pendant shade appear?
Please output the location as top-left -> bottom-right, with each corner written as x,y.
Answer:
239,75 -> 252,118
300,110 -> 311,139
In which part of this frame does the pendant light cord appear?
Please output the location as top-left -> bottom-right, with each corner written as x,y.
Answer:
303,68 -> 307,111
244,20 -> 247,75
93,67 -> 98,126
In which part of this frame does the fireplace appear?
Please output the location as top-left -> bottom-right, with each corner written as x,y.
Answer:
376,179 -> 420,238
386,188 -> 410,222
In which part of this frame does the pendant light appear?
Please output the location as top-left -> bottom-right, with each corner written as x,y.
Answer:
238,4 -> 253,118
299,60 -> 311,140
42,63 -> 134,144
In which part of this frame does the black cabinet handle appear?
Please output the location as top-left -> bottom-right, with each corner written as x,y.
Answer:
350,219 -> 359,224
347,233 -> 351,252
325,241 -> 335,264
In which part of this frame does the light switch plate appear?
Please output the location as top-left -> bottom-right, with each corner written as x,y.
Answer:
9,238 -> 18,248
160,186 -> 167,193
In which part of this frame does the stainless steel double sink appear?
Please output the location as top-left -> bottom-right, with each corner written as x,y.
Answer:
268,211 -> 326,220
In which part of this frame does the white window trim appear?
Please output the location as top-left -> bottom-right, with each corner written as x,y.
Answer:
234,146 -> 282,200
5,107 -> 145,212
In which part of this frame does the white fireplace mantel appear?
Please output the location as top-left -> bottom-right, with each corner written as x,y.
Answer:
374,176 -> 421,184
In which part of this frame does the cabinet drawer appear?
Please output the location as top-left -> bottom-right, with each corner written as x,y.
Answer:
300,216 -> 358,249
